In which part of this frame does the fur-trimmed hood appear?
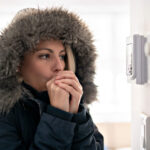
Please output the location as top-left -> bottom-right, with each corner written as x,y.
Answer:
0,7 -> 97,114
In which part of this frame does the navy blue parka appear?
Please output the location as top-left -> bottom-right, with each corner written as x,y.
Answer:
0,81 -> 103,149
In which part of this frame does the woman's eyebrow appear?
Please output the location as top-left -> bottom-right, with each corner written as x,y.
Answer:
37,48 -> 65,53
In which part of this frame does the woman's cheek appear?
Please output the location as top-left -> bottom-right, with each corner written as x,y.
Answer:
33,63 -> 52,79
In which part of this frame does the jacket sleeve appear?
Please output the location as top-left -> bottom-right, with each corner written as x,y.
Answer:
71,104 -> 104,150
41,103 -> 104,150
0,103 -> 76,150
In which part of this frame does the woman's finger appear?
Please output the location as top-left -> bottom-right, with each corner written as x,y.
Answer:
55,78 -> 83,93
56,71 -> 80,84
56,82 -> 78,97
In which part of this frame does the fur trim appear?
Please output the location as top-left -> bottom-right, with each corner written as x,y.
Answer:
0,7 -> 98,114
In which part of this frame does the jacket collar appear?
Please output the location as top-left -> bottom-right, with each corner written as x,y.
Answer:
21,81 -> 49,104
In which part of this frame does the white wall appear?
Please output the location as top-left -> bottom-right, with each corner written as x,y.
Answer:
130,0 -> 150,149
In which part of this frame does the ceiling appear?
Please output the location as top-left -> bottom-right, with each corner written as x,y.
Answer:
0,0 -> 130,13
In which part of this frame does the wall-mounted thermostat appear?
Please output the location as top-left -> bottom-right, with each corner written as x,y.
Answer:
126,34 -> 147,84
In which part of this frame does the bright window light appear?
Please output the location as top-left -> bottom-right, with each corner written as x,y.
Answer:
81,12 -> 131,123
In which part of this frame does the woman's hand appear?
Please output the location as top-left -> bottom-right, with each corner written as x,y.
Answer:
46,76 -> 70,112
54,71 -> 83,114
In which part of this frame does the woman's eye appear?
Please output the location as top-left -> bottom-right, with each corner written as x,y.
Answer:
60,55 -> 66,60
38,54 -> 50,59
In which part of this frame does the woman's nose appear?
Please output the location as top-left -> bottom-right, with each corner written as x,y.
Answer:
52,56 -> 64,72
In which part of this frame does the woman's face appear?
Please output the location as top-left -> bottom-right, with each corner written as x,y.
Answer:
20,39 -> 66,92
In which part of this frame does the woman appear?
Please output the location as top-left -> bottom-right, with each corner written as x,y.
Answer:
0,7 -> 103,149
